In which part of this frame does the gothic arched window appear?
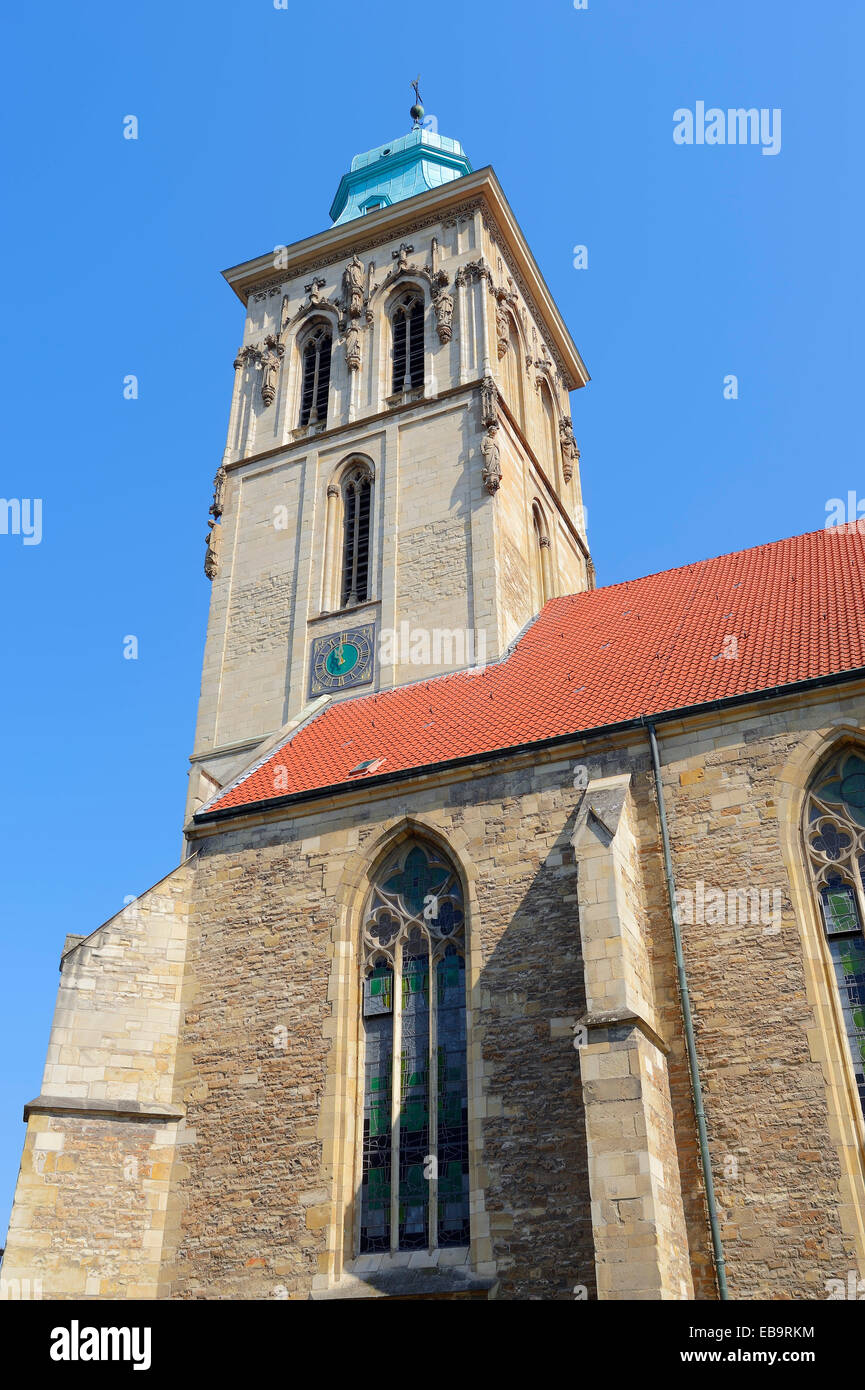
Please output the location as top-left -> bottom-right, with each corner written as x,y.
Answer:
504,318 -> 525,430
532,502 -> 551,607
540,380 -> 560,487
391,291 -> 425,394
340,464 -> 372,608
359,840 -> 469,1254
299,324 -> 332,428
804,748 -> 865,1118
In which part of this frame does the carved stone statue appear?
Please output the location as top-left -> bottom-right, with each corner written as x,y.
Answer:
559,414 -> 579,483
204,520 -> 222,580
495,300 -> 510,359
344,324 -> 362,372
431,271 -> 453,344
393,243 -> 414,274
481,425 -> 502,495
210,465 -> 226,521
342,255 -> 365,320
433,287 -> 453,343
480,373 -> 498,429
258,335 -> 284,407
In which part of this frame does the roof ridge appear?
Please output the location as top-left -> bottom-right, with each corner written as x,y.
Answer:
581,525 -> 837,600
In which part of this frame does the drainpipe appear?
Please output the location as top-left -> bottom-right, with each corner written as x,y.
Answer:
645,718 -> 729,1301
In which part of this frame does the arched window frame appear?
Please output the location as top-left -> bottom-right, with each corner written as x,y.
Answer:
531,500 -> 553,609
297,319 -> 333,428
502,311 -> 526,432
357,837 -> 470,1256
321,456 -> 374,613
389,287 -> 426,396
803,746 -> 865,1120
538,376 -> 561,490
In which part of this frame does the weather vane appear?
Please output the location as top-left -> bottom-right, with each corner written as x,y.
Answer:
410,75 -> 424,128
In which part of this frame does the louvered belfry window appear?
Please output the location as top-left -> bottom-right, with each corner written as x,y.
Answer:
805,747 -> 865,1118
391,291 -> 424,394
359,840 -> 470,1254
299,324 -> 332,427
340,465 -> 372,608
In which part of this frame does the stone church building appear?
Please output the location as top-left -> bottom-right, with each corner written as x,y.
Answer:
5,108 -> 865,1301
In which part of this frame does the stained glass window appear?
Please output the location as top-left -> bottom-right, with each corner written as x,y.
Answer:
805,751 -> 865,1117
359,841 -> 469,1254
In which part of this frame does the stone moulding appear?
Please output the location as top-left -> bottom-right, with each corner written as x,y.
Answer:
23,1095 -> 185,1124
232,189 -> 581,390
574,1007 -> 670,1057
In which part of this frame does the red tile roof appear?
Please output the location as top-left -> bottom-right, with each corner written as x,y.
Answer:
200,526 -> 865,819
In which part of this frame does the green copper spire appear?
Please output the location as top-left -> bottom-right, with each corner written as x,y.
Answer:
329,84 -> 472,226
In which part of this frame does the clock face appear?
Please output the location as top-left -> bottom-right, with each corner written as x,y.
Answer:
310,623 -> 375,697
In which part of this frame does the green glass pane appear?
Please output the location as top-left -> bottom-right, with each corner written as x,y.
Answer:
821,885 -> 860,936
383,846 -> 449,916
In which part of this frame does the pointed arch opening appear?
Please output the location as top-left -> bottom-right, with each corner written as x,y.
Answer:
803,744 -> 865,1118
298,321 -> 333,427
539,378 -> 560,488
340,462 -> 372,608
532,501 -> 553,608
390,288 -> 425,394
320,457 -> 374,613
358,837 -> 469,1254
503,314 -> 526,431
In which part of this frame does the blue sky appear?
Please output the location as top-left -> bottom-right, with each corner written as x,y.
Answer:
0,0 -> 860,1242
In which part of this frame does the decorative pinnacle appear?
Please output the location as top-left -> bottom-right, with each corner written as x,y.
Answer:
410,74 -> 424,127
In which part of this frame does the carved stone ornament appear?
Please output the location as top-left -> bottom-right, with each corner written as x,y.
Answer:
204,465 -> 227,580
204,519 -> 222,580
480,424 -> 502,496
233,344 -> 256,371
344,324 -> 362,373
559,414 -> 579,484
494,280 -> 518,360
393,242 -> 415,275
431,269 -> 453,344
480,373 -> 498,429
342,255 -> 365,320
258,334 -> 285,407
462,258 -> 493,286
210,465 -> 226,521
534,345 -> 555,392
237,195 -> 575,388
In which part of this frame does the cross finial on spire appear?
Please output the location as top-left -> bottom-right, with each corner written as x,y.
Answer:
410,75 -> 425,129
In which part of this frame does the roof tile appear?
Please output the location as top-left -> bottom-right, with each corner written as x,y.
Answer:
202,527 -> 865,818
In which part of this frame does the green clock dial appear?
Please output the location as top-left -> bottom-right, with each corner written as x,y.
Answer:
309,623 -> 376,697
325,641 -> 359,677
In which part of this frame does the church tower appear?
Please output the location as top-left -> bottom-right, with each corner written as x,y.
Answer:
187,99 -> 592,823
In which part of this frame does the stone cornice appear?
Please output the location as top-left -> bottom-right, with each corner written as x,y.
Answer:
221,380 -> 476,476
575,1008 -> 670,1056
23,1096 -> 185,1124
222,166 -> 589,394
